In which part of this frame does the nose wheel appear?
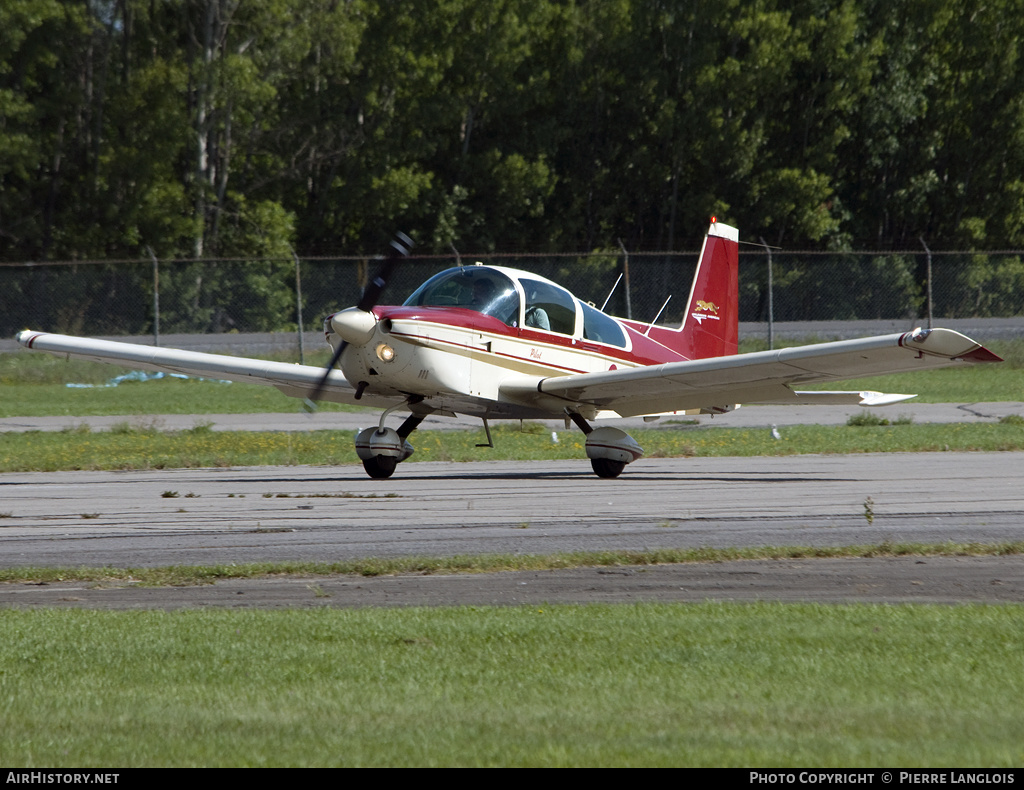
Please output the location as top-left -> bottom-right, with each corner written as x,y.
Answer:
362,454 -> 399,479
354,402 -> 427,479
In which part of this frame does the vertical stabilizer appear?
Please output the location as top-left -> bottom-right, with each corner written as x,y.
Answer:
676,220 -> 739,359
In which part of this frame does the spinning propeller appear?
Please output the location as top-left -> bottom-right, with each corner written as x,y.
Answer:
303,232 -> 413,411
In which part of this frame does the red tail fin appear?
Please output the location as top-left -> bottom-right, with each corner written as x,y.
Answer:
671,220 -> 739,359
641,221 -> 738,358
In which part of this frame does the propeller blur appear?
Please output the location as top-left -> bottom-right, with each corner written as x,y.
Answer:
303,231 -> 413,412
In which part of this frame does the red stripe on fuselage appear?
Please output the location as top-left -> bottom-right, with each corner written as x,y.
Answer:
376,306 -> 691,368
387,327 -> 591,375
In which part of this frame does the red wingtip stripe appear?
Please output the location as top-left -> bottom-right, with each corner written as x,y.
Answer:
961,346 -> 1003,363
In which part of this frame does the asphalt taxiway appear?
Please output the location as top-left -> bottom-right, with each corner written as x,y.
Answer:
4,556 -> 1023,609
2,443 -> 1023,611
2,401 -> 1021,434
1,452 -> 1022,608
2,452 -> 1022,564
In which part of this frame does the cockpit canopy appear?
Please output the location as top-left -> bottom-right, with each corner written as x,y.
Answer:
403,265 -> 628,348
404,267 -> 521,327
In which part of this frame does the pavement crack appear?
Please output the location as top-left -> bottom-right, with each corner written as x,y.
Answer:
957,402 -> 995,419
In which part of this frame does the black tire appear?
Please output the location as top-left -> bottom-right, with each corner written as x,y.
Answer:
362,455 -> 398,479
591,458 -> 626,478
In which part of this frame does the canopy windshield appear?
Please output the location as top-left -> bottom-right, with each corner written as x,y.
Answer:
404,267 -> 521,327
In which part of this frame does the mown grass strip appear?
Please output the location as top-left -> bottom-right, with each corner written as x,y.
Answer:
0,380 -> 366,418
2,603 -> 1023,766
1,540 -> 1021,586
2,420 -> 1023,473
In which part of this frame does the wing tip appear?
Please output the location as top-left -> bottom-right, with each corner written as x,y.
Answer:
15,330 -> 45,349
900,327 -> 1003,362
960,346 -> 1003,363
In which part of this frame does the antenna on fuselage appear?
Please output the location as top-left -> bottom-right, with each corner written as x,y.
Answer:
644,295 -> 672,336
600,272 -> 623,312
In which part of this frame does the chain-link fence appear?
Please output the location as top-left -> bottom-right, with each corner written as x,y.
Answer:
4,250 -> 1023,343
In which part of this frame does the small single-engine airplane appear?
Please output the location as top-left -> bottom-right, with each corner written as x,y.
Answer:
16,220 -> 1002,479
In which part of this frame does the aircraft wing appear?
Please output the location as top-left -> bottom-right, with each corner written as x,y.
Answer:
502,328 -> 1002,418
14,331 -> 403,409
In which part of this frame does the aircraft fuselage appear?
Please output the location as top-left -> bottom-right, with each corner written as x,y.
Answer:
333,264 -> 692,420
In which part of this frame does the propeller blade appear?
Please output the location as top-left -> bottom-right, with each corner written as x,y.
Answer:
302,337 -> 348,413
356,231 -> 413,312
304,232 -> 413,412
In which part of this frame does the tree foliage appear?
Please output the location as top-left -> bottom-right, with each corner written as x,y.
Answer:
2,0 -> 1024,263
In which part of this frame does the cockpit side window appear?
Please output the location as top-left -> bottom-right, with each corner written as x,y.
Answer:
580,301 -> 628,348
404,268 -> 520,327
520,278 -> 578,336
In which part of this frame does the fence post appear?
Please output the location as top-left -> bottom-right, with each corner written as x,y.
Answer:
146,246 -> 160,346
920,236 -> 933,329
760,237 -> 774,349
292,249 -> 305,364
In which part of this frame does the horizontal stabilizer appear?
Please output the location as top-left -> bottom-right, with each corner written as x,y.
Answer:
757,390 -> 917,406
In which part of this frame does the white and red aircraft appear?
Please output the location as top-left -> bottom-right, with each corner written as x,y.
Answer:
16,220 -> 1001,479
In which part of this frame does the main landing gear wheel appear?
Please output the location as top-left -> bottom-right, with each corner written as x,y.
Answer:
591,458 -> 626,478
362,455 -> 398,479
570,417 -> 643,479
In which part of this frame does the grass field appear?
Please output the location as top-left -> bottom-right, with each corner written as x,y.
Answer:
1,604 -> 1022,767
1,338 -> 1021,417
2,420 -> 1023,472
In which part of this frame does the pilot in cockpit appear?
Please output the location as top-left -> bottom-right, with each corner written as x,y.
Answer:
524,289 -> 551,330
464,276 -> 520,326
471,279 -> 495,306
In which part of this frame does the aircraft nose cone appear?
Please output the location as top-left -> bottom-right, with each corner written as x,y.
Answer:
330,307 -> 377,346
